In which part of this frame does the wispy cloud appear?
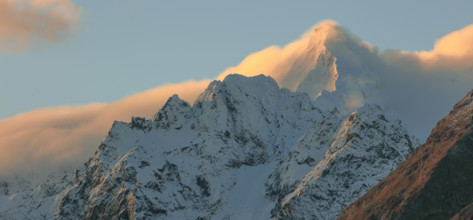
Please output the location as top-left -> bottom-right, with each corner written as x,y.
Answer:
0,0 -> 81,52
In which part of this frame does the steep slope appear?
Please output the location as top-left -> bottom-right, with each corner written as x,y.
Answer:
265,110 -> 342,207
272,105 -> 414,220
338,89 -> 473,220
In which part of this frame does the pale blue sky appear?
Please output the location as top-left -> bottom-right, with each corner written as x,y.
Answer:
1,0 -> 472,119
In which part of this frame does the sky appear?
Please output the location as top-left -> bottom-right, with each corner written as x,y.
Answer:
1,0 -> 473,119
1,1 -> 473,177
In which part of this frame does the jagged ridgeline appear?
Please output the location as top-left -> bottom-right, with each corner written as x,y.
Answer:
0,74 -> 417,219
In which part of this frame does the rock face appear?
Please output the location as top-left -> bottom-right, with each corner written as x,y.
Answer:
338,89 -> 473,220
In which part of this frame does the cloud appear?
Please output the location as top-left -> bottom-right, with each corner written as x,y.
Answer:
219,21 -> 473,139
219,21 -> 378,114
382,24 -> 473,73
0,0 -> 81,52
0,80 -> 209,176
373,25 -> 473,139
419,23 -> 473,60
1,21 -> 473,177
218,21 -> 340,95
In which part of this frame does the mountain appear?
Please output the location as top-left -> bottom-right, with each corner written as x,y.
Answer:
0,73 -> 417,219
338,89 -> 473,220
260,22 -> 383,116
0,22 -> 434,219
55,74 -> 326,219
46,74 -> 414,219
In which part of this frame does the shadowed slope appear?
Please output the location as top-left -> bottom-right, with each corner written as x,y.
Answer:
451,202 -> 473,220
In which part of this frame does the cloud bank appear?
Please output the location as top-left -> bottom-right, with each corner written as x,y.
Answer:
0,80 -> 209,176
0,0 -> 81,52
417,23 -> 473,68
378,24 -> 473,138
1,21 -> 473,177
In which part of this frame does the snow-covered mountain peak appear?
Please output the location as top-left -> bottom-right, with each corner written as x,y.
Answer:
257,22 -> 384,116
0,74 -> 417,220
275,23 -> 340,100
305,21 -> 341,53
191,74 -> 324,165
196,74 -> 281,103
153,94 -> 191,130
51,74 -> 332,219
276,104 -> 416,220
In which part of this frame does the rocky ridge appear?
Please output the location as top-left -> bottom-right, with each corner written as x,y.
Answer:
51,74 -> 415,219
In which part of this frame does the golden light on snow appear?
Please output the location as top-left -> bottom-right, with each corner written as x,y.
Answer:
219,21 -> 341,95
